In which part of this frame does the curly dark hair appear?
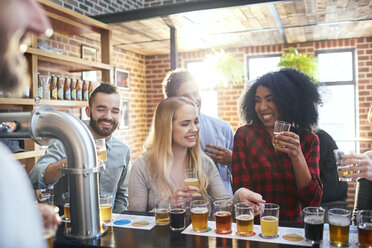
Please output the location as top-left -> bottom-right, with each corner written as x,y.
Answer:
240,68 -> 322,135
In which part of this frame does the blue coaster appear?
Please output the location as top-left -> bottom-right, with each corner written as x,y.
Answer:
114,219 -> 131,225
259,233 -> 279,239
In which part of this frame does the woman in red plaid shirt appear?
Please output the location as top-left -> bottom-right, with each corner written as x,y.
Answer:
232,68 -> 323,222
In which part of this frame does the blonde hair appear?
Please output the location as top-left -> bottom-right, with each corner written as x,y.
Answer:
143,97 -> 208,200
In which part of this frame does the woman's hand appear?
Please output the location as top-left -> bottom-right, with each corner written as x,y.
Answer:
341,153 -> 372,181
273,131 -> 302,158
169,186 -> 201,203
238,188 -> 265,215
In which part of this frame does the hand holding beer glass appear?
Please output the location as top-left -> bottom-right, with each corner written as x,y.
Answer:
183,169 -> 199,193
328,208 -> 351,247
356,210 -> 372,247
95,138 -> 107,162
272,121 -> 291,149
333,149 -> 357,182
235,202 -> 255,236
260,203 -> 279,238
191,200 -> 209,232
214,199 -> 232,234
303,206 -> 325,244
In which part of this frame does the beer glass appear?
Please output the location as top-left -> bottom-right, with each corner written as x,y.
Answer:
38,192 -> 54,205
62,192 -> 70,221
328,208 -> 351,247
260,203 -> 279,238
183,169 -> 199,193
95,138 -> 107,162
235,202 -> 254,236
333,149 -> 355,182
191,200 -> 209,232
303,206 -> 325,244
356,210 -> 372,247
169,199 -> 186,231
272,121 -> 291,148
214,199 -> 232,234
99,194 -> 113,222
155,205 -> 170,226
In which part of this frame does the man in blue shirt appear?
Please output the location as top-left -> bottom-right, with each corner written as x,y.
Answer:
162,69 -> 234,195
30,83 -> 131,213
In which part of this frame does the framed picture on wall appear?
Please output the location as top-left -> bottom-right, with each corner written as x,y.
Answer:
81,45 -> 98,82
114,68 -> 129,90
119,99 -> 129,129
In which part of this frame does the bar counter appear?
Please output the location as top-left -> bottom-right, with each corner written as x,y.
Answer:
54,211 -> 304,248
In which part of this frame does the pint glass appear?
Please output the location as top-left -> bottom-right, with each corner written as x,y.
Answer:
235,202 -> 254,236
191,200 -> 209,232
328,208 -> 350,247
214,199 -> 232,234
303,206 -> 325,244
260,203 -> 279,238
357,210 -> 372,247
183,169 -> 199,193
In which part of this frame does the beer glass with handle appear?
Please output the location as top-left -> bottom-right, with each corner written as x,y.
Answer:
328,208 -> 351,247
214,199 -> 232,234
191,200 -> 209,232
260,203 -> 279,238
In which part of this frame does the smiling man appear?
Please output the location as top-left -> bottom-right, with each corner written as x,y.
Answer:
30,83 -> 130,213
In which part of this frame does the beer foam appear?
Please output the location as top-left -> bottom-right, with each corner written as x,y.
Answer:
329,216 -> 350,226
184,178 -> 198,182
191,207 -> 208,214
261,216 -> 279,222
304,216 -> 324,225
236,214 -> 253,221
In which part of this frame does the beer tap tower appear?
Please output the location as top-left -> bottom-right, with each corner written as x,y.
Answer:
0,105 -> 106,240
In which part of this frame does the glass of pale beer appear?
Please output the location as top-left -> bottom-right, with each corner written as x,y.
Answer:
356,210 -> 372,247
99,194 -> 113,222
303,206 -> 325,244
62,192 -> 70,221
214,199 -> 232,234
260,203 -> 279,238
155,204 -> 170,226
95,138 -> 107,162
328,208 -> 351,247
333,149 -> 357,182
235,202 -> 254,236
183,169 -> 199,193
191,200 -> 209,232
272,121 -> 291,148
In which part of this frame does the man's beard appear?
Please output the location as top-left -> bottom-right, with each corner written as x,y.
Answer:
0,33 -> 28,94
89,113 -> 118,138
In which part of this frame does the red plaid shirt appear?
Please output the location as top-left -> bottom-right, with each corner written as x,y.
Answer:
232,122 -> 322,222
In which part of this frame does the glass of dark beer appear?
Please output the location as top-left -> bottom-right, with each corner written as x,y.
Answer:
303,207 -> 325,244
328,208 -> 350,247
169,199 -> 186,231
356,210 -> 372,247
214,199 -> 232,234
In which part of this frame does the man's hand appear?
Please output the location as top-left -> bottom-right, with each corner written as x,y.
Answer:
38,203 -> 62,232
205,144 -> 232,165
237,188 -> 265,215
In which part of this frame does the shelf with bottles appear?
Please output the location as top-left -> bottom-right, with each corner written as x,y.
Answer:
0,98 -> 88,107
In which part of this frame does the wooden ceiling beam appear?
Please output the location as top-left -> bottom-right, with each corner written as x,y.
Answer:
92,0 -> 283,24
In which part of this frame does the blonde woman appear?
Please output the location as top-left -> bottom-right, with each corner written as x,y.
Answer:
128,97 -> 264,212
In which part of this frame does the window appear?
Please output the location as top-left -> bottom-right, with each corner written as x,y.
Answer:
246,55 -> 281,81
186,60 -> 218,118
316,49 -> 357,152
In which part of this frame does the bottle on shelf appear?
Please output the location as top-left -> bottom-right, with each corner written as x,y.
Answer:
41,75 -> 50,100
37,72 -> 43,99
83,80 -> 89,101
64,77 -> 71,100
71,78 -> 77,101
88,81 -> 93,98
76,79 -> 82,101
57,76 -> 64,100
49,75 -> 57,100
